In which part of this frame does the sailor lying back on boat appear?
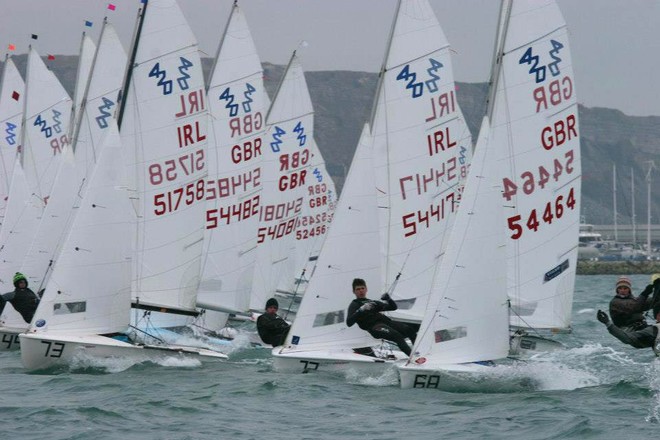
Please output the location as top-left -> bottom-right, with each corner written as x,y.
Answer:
346,278 -> 417,356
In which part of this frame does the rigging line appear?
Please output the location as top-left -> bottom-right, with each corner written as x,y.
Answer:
283,268 -> 305,321
507,299 -> 545,339
128,324 -> 166,345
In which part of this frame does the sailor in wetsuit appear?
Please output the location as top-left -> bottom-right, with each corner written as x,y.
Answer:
346,278 -> 417,356
0,272 -> 40,323
256,298 -> 291,346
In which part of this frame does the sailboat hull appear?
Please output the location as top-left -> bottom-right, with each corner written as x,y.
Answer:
398,362 -> 498,390
0,327 -> 25,351
19,332 -> 227,371
509,331 -> 566,357
272,346 -> 405,374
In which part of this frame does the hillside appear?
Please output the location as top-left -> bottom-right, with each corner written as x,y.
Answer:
5,55 -> 659,225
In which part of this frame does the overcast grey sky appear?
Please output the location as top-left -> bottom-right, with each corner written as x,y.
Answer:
1,0 -> 659,117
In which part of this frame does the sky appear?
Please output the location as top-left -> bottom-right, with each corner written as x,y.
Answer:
0,0 -> 659,117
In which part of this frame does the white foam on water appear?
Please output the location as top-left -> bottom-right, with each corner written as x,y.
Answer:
577,308 -> 596,314
155,356 -> 202,368
644,360 -> 660,423
344,365 -> 400,387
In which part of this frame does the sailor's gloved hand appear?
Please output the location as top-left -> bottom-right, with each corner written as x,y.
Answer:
381,293 -> 391,301
359,302 -> 374,313
596,309 -> 610,325
641,284 -> 654,296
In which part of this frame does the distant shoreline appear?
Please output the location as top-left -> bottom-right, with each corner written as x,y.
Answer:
577,260 -> 660,275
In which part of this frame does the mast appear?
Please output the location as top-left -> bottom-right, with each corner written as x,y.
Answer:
69,31 -> 88,139
485,0 -> 512,122
646,161 -> 655,257
69,20 -> 107,155
613,163 -> 618,241
631,168 -> 636,245
206,0 -> 237,93
117,4 -> 147,129
367,0 -> 401,130
265,49 -> 297,124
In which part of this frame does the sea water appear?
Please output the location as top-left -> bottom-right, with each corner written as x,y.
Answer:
2,275 -> 660,439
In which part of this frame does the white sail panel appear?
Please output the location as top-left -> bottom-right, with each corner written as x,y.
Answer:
0,58 -> 24,222
494,0 -> 580,330
71,33 -> 97,135
282,125 -> 383,350
75,23 -> 127,174
30,121 -> 132,334
249,54 -> 312,312
411,118 -> 509,364
20,22 -> 128,293
372,0 -> 472,323
22,47 -> 72,202
279,139 -> 337,297
199,3 -> 267,315
120,0 -> 208,313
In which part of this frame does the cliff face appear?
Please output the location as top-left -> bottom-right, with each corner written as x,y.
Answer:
6,56 -> 659,225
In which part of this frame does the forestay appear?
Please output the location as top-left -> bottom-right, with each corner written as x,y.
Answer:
493,0 -> 581,331
371,0 -> 472,323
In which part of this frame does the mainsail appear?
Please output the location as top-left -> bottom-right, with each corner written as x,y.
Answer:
371,0 -> 473,323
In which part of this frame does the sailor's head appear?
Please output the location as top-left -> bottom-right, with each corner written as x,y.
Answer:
352,278 -> 367,298
13,272 -> 27,289
265,297 -> 279,314
615,276 -> 632,296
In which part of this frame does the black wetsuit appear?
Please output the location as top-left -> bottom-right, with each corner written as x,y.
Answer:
605,322 -> 658,349
346,297 -> 417,356
0,287 -> 40,323
609,284 -> 655,331
256,313 -> 290,346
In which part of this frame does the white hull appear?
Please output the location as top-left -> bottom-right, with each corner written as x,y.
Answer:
19,332 -> 227,371
398,361 -> 497,390
509,332 -> 566,357
0,326 -> 25,351
272,346 -> 406,374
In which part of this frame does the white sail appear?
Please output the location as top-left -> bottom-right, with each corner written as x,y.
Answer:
22,47 -> 73,203
371,0 -> 473,323
119,0 -> 209,314
0,48 -> 71,290
73,22 -> 127,179
494,0 -> 581,331
0,162 -> 37,327
28,121 -> 132,335
71,33 -> 97,137
408,117 -> 509,365
0,57 -> 24,224
280,124 -> 383,352
198,3 -> 268,316
20,21 -> 128,292
249,53 -> 312,312
279,139 -> 337,297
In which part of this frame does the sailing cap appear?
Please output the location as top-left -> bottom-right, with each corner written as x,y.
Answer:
265,298 -> 279,309
13,272 -> 27,287
615,276 -> 632,290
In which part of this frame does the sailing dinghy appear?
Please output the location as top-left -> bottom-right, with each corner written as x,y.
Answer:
488,0 -> 582,356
